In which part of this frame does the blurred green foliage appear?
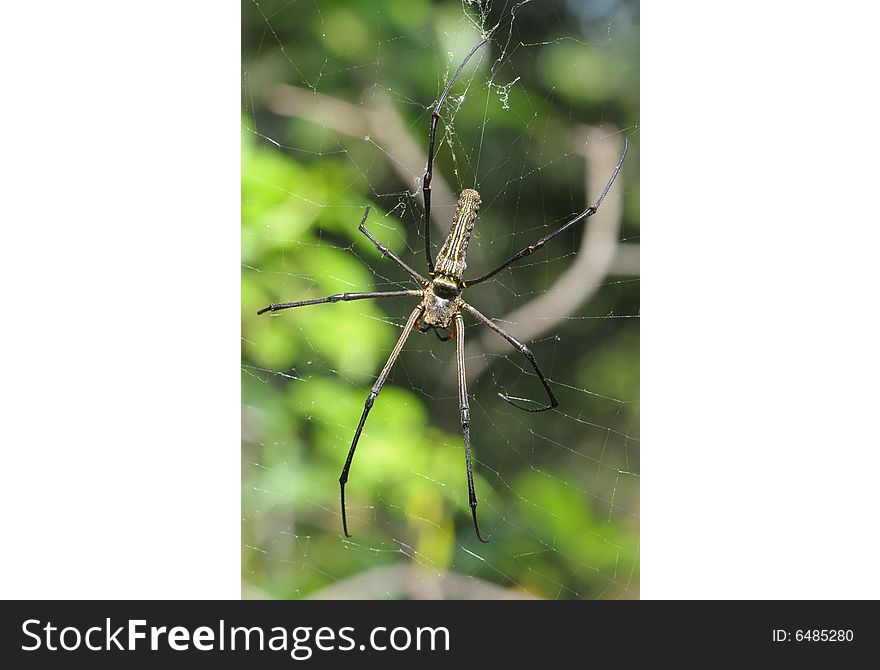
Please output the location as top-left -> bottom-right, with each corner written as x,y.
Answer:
242,0 -> 639,599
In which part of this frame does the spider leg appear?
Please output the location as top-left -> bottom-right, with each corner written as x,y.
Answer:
433,319 -> 457,341
462,302 -> 559,413
357,207 -> 428,285
414,312 -> 430,333
412,316 -> 456,340
454,312 -> 491,543
422,38 -> 489,274
463,138 -> 628,288
257,290 -> 422,315
339,306 -> 423,538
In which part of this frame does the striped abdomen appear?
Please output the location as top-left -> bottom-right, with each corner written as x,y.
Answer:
433,189 -> 480,281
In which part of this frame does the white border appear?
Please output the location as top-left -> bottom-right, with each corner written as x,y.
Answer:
1,2 -> 240,598
642,2 -> 880,598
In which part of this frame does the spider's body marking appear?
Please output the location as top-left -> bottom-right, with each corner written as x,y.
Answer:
433,188 -> 480,281
420,189 -> 480,329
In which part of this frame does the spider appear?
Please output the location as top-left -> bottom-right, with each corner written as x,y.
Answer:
257,38 -> 627,542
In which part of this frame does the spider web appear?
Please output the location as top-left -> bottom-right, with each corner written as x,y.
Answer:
242,0 -> 639,600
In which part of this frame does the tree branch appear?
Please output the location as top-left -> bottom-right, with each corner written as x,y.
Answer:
265,84 -> 460,240
461,126 -> 634,384
304,563 -> 536,600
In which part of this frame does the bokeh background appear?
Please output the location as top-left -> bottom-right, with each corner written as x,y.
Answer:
242,0 -> 639,599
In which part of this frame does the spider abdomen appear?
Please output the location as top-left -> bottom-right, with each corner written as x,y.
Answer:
433,188 -> 480,280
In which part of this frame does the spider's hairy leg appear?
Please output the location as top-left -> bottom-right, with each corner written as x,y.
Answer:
339,306 -> 423,538
462,302 -> 559,413
455,313 -> 491,543
463,138 -> 629,288
357,206 -> 428,286
257,290 -> 422,315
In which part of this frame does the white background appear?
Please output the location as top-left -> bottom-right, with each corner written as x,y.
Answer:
1,1 -> 878,599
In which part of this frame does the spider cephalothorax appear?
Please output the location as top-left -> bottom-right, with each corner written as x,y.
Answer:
419,278 -> 463,331
257,38 -> 627,542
